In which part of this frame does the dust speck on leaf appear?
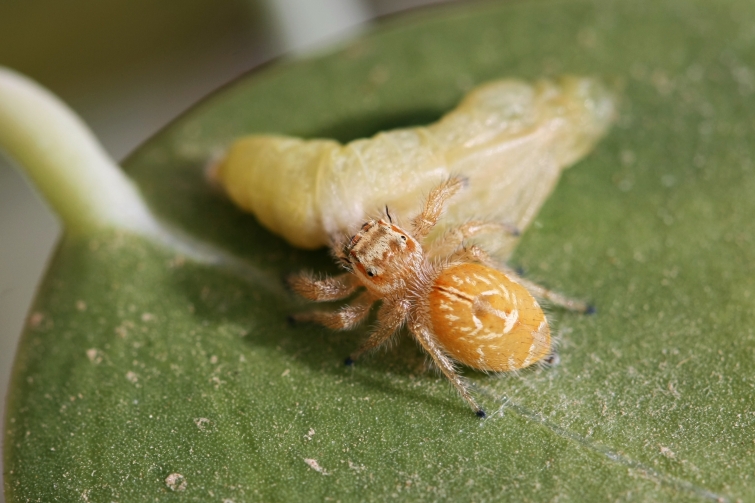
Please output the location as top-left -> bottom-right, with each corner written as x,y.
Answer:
660,446 -> 675,458
125,371 -> 138,384
76,300 -> 87,311
115,320 -> 134,338
86,349 -> 102,364
141,312 -> 154,322
165,473 -> 187,492
304,458 -> 329,475
28,312 -> 44,328
348,460 -> 366,472
194,417 -> 211,431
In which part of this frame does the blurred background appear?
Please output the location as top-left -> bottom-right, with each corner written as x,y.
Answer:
0,0 -> 463,498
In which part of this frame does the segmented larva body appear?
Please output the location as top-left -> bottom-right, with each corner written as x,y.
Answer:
213,76 -> 615,254
429,263 -> 549,372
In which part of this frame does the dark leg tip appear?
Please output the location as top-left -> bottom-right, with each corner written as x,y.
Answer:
344,357 -> 354,366
515,266 -> 525,277
584,304 -> 597,315
543,353 -> 560,366
286,315 -> 297,327
476,409 -> 487,418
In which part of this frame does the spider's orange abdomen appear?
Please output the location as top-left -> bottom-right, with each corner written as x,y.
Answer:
429,263 -> 550,372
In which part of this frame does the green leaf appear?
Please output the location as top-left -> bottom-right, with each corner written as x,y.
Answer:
5,0 -> 755,501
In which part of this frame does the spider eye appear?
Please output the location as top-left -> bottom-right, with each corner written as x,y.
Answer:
367,270 -> 375,277
400,235 -> 407,241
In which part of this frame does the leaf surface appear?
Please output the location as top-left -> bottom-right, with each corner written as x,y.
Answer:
6,0 -> 755,501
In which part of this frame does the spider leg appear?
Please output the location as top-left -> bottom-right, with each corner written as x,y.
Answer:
409,320 -> 485,417
347,299 -> 410,363
502,268 -> 592,313
427,221 -> 519,259
452,245 -> 591,313
329,234 -> 352,270
410,176 -> 466,241
446,243 -> 499,267
288,272 -> 360,302
290,291 -> 375,329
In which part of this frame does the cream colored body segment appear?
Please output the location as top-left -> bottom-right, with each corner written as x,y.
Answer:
214,76 -> 615,253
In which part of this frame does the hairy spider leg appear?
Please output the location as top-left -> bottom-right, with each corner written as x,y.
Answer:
427,221 -> 520,259
410,177 -> 466,240
410,321 -> 485,417
346,299 -> 410,364
288,272 -> 361,301
290,290 -> 376,330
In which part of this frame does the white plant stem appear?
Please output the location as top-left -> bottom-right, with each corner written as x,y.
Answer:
0,66 -> 160,236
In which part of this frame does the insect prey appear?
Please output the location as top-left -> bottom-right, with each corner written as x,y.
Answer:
288,177 -> 591,418
211,75 -> 615,258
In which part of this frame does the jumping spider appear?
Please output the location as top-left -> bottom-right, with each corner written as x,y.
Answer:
288,177 -> 589,417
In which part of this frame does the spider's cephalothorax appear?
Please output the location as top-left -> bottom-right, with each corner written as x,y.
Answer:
289,178 -> 590,418
342,219 -> 424,297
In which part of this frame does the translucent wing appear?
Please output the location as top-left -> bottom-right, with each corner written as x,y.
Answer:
212,76 -> 615,255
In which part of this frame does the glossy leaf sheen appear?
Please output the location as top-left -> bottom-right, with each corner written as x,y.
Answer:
5,0 -> 755,501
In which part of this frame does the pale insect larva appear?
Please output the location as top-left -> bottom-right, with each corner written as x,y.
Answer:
211,76 -> 615,254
